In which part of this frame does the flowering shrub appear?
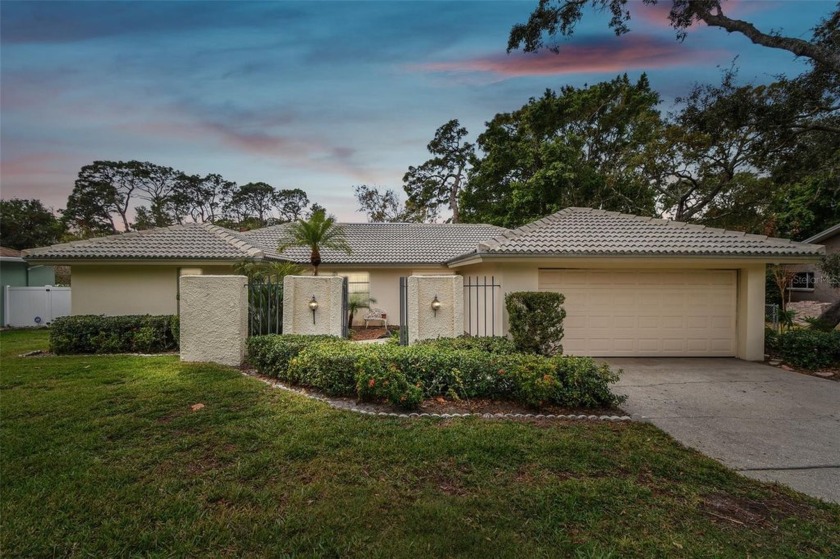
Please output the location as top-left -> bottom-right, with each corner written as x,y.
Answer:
355,355 -> 423,410
247,335 -> 624,410
508,356 -> 562,408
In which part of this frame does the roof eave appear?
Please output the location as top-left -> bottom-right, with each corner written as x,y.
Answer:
803,223 -> 840,244
448,251 -> 823,267
21,256 -> 269,266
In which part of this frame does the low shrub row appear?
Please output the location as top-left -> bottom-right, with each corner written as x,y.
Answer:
414,336 -> 519,354
50,315 -> 179,355
247,335 -> 624,410
767,328 -> 840,370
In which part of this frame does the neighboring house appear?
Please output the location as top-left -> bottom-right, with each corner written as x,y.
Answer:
787,223 -> 840,304
0,246 -> 57,326
23,208 -> 823,361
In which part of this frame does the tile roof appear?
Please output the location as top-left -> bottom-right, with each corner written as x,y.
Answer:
23,223 -> 266,261
1,247 -> 22,258
459,208 -> 823,259
242,222 -> 508,265
21,208 -> 822,265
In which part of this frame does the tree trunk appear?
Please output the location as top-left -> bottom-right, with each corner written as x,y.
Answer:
450,174 -> 461,223
817,299 -> 840,329
310,247 -> 321,276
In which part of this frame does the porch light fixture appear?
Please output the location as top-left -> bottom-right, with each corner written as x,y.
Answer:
309,295 -> 318,324
431,294 -> 441,316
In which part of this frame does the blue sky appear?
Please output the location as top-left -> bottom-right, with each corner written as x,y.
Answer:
0,0 -> 833,222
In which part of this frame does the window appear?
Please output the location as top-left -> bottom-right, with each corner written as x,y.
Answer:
788,271 -> 815,291
329,271 -> 371,302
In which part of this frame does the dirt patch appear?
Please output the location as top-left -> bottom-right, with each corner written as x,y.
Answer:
699,489 -> 814,528
428,459 -> 471,496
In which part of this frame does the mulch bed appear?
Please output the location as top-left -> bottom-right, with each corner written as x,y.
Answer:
417,396 -> 619,417
349,327 -> 395,341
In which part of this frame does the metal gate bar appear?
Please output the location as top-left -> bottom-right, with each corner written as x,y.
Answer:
463,275 -> 501,337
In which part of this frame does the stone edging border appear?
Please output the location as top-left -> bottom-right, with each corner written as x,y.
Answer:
242,370 -> 633,422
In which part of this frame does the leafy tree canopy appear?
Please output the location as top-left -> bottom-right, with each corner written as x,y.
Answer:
461,74 -> 661,227
0,199 -> 66,250
353,185 -> 427,223
403,119 -> 475,223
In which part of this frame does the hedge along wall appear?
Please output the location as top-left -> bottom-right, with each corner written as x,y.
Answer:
50,315 -> 179,355
247,335 -> 625,411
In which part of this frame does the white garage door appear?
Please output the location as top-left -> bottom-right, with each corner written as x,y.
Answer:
538,269 -> 737,357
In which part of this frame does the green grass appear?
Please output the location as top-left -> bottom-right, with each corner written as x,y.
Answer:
2,329 -> 838,558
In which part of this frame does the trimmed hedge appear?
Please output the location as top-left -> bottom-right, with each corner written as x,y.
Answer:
415,335 -> 519,354
505,292 -> 566,355
247,335 -> 340,379
50,315 -> 179,355
247,335 -> 624,410
774,329 -> 840,370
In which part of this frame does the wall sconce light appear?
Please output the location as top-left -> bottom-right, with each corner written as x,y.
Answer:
431,294 -> 441,317
308,295 -> 318,324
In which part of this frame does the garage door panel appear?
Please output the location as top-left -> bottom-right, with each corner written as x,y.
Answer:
539,269 -> 736,357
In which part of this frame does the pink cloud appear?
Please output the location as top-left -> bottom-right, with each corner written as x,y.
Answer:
410,36 -> 726,78
114,116 -> 374,183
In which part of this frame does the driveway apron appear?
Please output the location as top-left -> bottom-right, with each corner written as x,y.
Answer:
606,358 -> 840,504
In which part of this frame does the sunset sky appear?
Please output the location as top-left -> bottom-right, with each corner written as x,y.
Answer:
0,0 -> 832,222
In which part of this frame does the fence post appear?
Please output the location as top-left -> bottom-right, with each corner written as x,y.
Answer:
180,275 -> 248,367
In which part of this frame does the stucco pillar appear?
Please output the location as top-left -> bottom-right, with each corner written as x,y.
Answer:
282,276 -> 345,336
180,275 -> 248,367
407,275 -> 464,344
737,264 -> 766,361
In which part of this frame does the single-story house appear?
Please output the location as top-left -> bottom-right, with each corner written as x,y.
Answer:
23,208 -> 824,360
1,246 -> 57,326
787,222 -> 839,304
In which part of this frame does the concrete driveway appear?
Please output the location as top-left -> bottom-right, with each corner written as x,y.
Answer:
606,358 -> 840,504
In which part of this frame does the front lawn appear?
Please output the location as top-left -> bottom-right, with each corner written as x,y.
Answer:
2,329 -> 838,557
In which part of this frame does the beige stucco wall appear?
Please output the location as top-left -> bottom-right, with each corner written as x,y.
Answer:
180,275 -> 248,367
70,264 -> 237,317
283,275 -> 345,336
736,264 -> 766,361
71,265 -> 180,316
407,275 -> 464,344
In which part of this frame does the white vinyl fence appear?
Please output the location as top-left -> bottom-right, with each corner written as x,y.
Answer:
3,286 -> 71,327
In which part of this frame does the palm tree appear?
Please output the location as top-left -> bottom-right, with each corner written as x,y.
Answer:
277,208 -> 351,275
347,293 -> 377,329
